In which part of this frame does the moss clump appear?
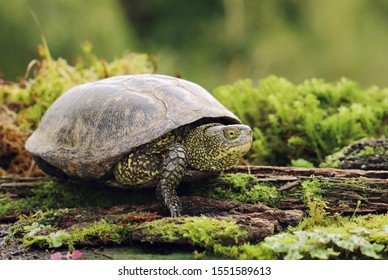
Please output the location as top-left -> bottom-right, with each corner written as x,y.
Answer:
20,220 -> 131,250
135,216 -> 247,249
188,173 -> 278,206
0,106 -> 44,177
301,176 -> 324,203
69,220 -> 131,247
213,243 -> 276,260
213,76 -> 388,166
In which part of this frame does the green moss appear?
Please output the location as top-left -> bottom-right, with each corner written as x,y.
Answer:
189,173 -> 278,206
11,215 -> 247,252
0,194 -> 12,216
295,200 -> 343,230
213,243 -> 276,260
135,216 -> 247,249
70,220 -> 131,246
8,210 -> 132,250
21,220 -> 131,250
213,76 -> 388,166
301,176 -> 324,203
0,180 -> 155,216
211,210 -> 388,260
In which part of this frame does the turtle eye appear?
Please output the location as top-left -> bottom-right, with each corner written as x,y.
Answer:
223,128 -> 239,139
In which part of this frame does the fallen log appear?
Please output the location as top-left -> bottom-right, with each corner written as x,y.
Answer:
1,165 -> 387,215
0,165 -> 387,260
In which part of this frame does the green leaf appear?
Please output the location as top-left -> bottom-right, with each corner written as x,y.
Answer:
360,243 -> 384,259
333,239 -> 358,252
310,248 -> 340,259
284,249 -> 303,260
47,231 -> 71,248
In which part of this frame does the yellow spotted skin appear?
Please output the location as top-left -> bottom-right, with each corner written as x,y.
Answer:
114,131 -> 178,185
113,123 -> 252,217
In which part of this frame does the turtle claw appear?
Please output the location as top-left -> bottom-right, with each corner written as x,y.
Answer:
168,201 -> 182,217
156,182 -> 183,217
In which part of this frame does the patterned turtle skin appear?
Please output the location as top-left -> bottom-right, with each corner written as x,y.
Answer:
25,74 -> 252,216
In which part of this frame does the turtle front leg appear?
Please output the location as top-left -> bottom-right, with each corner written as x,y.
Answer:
157,143 -> 187,217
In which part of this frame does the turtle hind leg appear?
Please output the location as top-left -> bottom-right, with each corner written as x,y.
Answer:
156,143 -> 187,217
32,156 -> 68,178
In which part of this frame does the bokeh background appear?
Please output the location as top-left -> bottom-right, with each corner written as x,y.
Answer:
2,0 -> 388,90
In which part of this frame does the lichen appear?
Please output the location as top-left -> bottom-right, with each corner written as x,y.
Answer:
320,138 -> 388,169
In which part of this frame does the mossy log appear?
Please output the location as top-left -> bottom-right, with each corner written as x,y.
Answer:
0,177 -> 303,246
0,165 -> 387,257
1,165 -> 387,216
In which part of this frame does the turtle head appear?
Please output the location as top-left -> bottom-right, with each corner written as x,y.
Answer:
183,123 -> 252,171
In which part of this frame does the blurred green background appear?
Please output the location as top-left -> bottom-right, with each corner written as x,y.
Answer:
2,0 -> 388,90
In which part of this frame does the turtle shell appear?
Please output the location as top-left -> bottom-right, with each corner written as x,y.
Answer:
25,74 -> 240,180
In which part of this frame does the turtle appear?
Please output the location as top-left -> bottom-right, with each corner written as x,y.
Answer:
25,74 -> 252,217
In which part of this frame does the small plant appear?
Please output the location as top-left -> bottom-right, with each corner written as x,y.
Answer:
212,213 -> 388,260
262,230 -> 385,260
